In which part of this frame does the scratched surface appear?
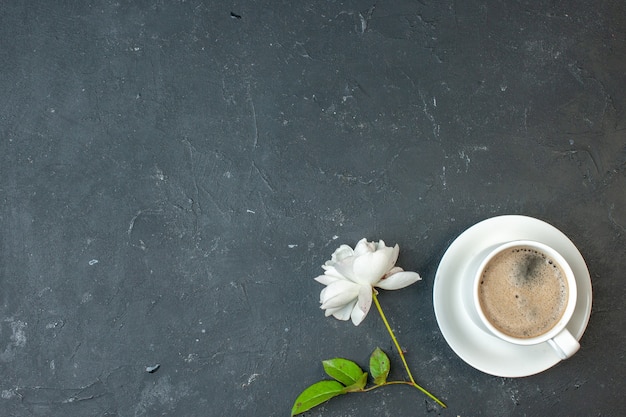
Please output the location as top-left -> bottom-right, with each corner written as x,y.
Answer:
1,1 -> 625,416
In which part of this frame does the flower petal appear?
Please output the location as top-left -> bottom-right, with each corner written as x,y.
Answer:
385,266 -> 404,277
375,271 -> 421,290
388,244 -> 400,270
321,264 -> 344,277
353,238 -> 374,256
319,280 -> 361,310
314,274 -> 343,286
352,248 -> 395,285
349,285 -> 373,325
332,256 -> 358,282
328,244 -> 354,265
357,284 -> 373,316
350,304 -> 365,326
372,240 -> 399,272
325,301 -> 356,321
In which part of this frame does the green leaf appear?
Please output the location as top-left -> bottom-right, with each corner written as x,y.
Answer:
322,358 -> 365,386
291,380 -> 345,416
369,347 -> 390,385
342,371 -> 368,393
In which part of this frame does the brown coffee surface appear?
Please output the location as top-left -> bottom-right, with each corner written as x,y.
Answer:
478,247 -> 568,339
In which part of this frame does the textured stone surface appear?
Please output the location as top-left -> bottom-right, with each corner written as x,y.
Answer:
1,1 -> 624,416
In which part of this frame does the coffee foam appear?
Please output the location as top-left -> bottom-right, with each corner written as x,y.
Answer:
478,247 -> 568,339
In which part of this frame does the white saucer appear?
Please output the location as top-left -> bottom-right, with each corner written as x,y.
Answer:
433,215 -> 592,377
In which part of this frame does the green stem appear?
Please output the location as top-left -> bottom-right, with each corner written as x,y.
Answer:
372,290 -> 447,408
361,380 -> 414,392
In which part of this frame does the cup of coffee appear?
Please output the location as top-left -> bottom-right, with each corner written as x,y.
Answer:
470,240 -> 579,359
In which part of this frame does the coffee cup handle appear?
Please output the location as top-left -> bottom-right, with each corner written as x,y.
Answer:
547,328 -> 580,359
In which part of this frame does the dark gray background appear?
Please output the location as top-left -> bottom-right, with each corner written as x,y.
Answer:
1,1 -> 624,416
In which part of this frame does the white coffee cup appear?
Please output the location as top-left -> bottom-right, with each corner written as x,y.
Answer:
466,240 -> 579,360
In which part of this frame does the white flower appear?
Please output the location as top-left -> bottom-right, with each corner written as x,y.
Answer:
315,238 -> 422,326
